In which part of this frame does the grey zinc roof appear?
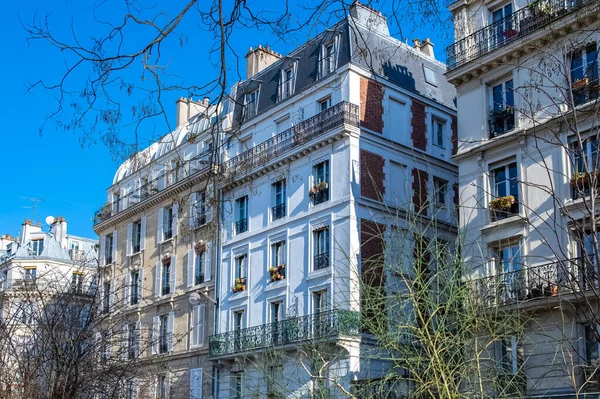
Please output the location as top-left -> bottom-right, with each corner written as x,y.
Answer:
231,17 -> 456,127
14,233 -> 70,259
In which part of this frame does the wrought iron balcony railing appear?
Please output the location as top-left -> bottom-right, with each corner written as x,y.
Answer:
314,253 -> 330,270
446,0 -> 594,71
223,102 -> 359,179
271,203 -> 286,221
472,257 -> 598,307
235,218 -> 248,234
489,107 -> 515,138
209,309 -> 360,356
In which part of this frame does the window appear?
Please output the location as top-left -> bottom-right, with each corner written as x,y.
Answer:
162,260 -> 171,296
433,178 -> 447,208
235,196 -> 248,234
190,369 -> 203,399
491,4 -> 514,46
577,231 -> 600,290
490,162 -> 519,220
423,65 -> 437,86
311,161 -> 330,205
191,304 -> 206,348
21,302 -> 33,325
140,176 -> 149,200
127,322 -> 136,360
272,241 -> 285,268
495,336 -> 524,376
71,241 -> 80,251
234,255 -> 247,292
158,374 -> 168,398
272,180 -> 286,221
279,66 -> 296,101
114,192 -> 121,213
233,310 -> 245,351
270,301 -> 283,345
24,267 -> 36,282
318,96 -> 332,112
571,43 -> 599,106
132,221 -> 142,253
31,239 -> 44,256
103,282 -> 111,314
244,89 -> 259,119
571,137 -> 599,199
105,234 -> 114,264
125,380 -> 136,399
319,39 -> 338,78
71,272 -> 84,293
313,228 -> 330,270
195,251 -> 204,285
584,324 -> 600,365
194,191 -> 207,227
159,315 -> 169,354
493,242 -> 523,303
130,271 -> 140,305
163,207 -> 174,240
100,330 -> 110,361
313,290 -> 329,336
231,372 -> 243,399
489,79 -> 515,137
432,118 -> 445,147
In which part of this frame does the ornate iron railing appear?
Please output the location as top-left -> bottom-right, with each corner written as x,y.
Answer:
310,187 -> 329,205
209,309 -> 360,356
472,257 -> 598,307
235,218 -> 248,234
314,253 -> 330,270
222,102 -> 359,179
446,0 -> 595,71
489,107 -> 515,138
271,203 -> 286,220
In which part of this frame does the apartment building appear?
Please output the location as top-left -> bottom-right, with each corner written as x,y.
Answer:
93,98 -> 219,398
447,0 -> 600,396
0,217 -> 98,395
210,3 -> 457,398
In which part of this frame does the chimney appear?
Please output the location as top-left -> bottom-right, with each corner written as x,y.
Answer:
245,45 -> 281,80
21,219 -> 42,244
413,38 -> 435,59
176,97 -> 209,128
350,1 -> 389,37
50,216 -> 68,249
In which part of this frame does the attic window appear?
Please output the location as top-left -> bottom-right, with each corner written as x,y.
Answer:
244,89 -> 259,120
423,65 -> 437,86
279,64 -> 297,101
318,35 -> 340,79
31,239 -> 44,256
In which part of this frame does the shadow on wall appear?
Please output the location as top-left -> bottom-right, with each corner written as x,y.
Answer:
382,62 -> 416,93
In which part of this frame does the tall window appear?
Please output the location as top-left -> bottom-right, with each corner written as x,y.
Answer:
495,336 -> 524,376
195,251 -> 204,285
270,301 -> 283,345
578,231 -> 600,290
280,67 -> 296,100
244,89 -> 259,119
584,324 -> 600,365
235,255 -> 247,281
571,43 -> 599,106
235,196 -> 248,234
71,272 -> 84,293
490,162 -> 519,220
132,220 -> 142,253
158,374 -> 168,398
233,310 -> 244,351
492,4 -> 514,46
130,271 -> 140,305
140,176 -> 149,199
311,161 -> 330,205
432,118 -> 445,148
231,371 -> 243,399
113,192 -> 121,213
270,241 -> 286,282
313,290 -> 329,336
24,267 -> 36,282
433,178 -> 447,208
128,322 -> 136,360
105,234 -> 114,264
195,191 -> 206,227
319,39 -> 338,78
159,315 -> 169,354
571,137 -> 599,199
163,207 -> 174,240
489,79 -> 515,136
31,239 -> 44,256
494,242 -> 523,303
103,282 -> 111,313
272,180 -> 286,221
313,228 -> 330,270
162,260 -> 171,296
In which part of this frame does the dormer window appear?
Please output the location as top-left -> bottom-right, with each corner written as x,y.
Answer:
318,36 -> 339,79
244,89 -> 259,119
31,239 -> 44,256
279,64 -> 297,101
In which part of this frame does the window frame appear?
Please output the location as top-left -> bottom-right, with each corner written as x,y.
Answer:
432,118 -> 445,148
163,206 -> 174,241
161,260 -> 171,296
244,89 -> 260,119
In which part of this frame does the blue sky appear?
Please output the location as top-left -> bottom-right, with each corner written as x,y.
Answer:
0,0 -> 451,239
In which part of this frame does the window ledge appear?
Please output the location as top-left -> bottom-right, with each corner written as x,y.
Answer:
307,267 -> 332,281
480,214 -> 528,233
185,281 -> 214,293
127,251 -> 143,258
264,279 -> 287,292
229,289 -> 249,301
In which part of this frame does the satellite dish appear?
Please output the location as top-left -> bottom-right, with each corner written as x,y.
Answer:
45,216 -> 55,226
188,292 -> 202,306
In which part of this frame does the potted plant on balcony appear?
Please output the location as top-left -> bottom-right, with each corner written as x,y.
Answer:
572,77 -> 590,90
269,264 -> 285,282
489,195 -> 516,220
232,278 -> 246,293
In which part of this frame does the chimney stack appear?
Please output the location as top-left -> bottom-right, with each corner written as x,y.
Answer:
413,38 -> 435,59
50,216 -> 68,249
176,97 -> 209,128
245,45 -> 281,80
21,219 -> 42,244
350,1 -> 390,37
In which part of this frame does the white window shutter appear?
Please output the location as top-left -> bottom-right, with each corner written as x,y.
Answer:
155,261 -> 162,297
191,305 -> 199,348
158,208 -> 164,243
204,242 -> 212,282
109,281 -> 115,308
172,202 -> 179,237
167,311 -> 175,352
152,316 -> 159,355
190,368 -> 203,399
140,216 -> 146,251
170,255 -> 177,294
99,236 -> 106,267
106,328 -> 113,358
121,324 -> 129,360
198,304 -> 206,347
333,34 -> 340,69
206,185 -> 214,223
138,268 -> 144,302
112,230 -> 118,263
187,249 -> 195,288
135,321 -> 141,358
124,274 -> 130,306
126,223 -> 133,256
190,193 -> 197,227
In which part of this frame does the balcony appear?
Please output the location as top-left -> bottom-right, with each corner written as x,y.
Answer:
310,184 -> 329,205
223,101 -> 359,180
571,172 -> 599,199
489,107 -> 515,138
472,258 -> 598,307
489,195 -> 519,221
314,253 -> 330,270
446,0 -> 594,71
573,78 -> 600,106
208,309 -> 360,357
235,218 -> 248,235
271,203 -> 286,221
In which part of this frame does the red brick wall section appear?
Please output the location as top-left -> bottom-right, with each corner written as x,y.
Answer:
360,150 -> 385,200
412,168 -> 429,216
360,219 -> 386,333
451,115 -> 458,155
411,100 -> 427,151
360,77 -> 384,134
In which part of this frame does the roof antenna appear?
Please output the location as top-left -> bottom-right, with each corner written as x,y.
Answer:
21,197 -> 46,224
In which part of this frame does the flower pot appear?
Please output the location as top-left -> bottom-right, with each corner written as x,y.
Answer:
503,29 -> 517,39
572,78 -> 589,90
549,284 -> 559,296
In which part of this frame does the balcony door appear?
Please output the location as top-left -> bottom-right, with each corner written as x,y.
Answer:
313,290 -> 329,338
492,4 -> 513,48
495,243 -> 523,302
